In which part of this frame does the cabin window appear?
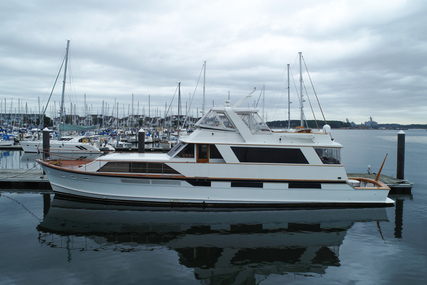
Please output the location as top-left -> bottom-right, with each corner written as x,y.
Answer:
231,147 -> 308,164
210,145 -> 222,159
315,148 -> 341,164
167,141 -> 184,157
198,145 -> 208,159
97,162 -> 180,174
176,144 -> 195,158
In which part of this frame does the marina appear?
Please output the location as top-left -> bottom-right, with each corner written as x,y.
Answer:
1,129 -> 426,284
2,2 -> 427,283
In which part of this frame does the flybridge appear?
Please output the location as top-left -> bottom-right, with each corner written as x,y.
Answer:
195,107 -> 270,134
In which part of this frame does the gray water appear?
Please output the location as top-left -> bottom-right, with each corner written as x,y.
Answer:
1,129 -> 426,284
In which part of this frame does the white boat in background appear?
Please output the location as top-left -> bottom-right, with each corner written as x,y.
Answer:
109,139 -> 133,148
0,139 -> 14,147
38,94 -> 393,207
0,133 -> 15,147
21,134 -> 114,155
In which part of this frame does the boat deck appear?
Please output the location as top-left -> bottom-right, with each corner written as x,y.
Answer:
348,173 -> 413,194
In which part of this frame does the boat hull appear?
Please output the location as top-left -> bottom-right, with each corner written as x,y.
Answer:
21,140 -> 104,155
40,161 -> 394,207
0,140 -> 13,147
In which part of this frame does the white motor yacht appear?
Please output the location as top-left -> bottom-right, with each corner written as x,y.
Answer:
37,97 -> 393,207
22,135 -> 114,155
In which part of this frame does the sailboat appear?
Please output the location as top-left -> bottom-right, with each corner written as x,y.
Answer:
21,40 -> 114,155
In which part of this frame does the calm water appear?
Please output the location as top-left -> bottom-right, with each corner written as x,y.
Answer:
1,129 -> 426,284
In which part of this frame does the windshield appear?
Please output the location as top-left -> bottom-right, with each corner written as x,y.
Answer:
167,141 -> 184,157
195,110 -> 236,131
237,112 -> 271,133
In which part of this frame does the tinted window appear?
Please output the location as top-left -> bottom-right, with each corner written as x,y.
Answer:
98,162 -> 180,174
177,144 -> 194,158
231,147 -> 308,164
198,144 -> 208,159
210,144 -> 223,159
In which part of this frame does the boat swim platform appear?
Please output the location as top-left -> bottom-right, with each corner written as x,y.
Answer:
347,173 -> 413,194
0,169 -> 413,194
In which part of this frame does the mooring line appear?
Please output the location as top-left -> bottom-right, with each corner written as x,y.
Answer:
4,164 -> 41,179
1,194 -> 42,222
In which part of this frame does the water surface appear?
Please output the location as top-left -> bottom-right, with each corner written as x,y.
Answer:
1,129 -> 426,284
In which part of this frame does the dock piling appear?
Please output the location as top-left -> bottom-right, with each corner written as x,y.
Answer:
138,129 -> 145,153
42,128 -> 50,160
397,130 -> 405,179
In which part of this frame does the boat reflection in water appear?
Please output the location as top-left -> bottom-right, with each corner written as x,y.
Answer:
37,195 -> 389,282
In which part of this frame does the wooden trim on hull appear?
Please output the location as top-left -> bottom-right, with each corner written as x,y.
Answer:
348,177 -> 390,190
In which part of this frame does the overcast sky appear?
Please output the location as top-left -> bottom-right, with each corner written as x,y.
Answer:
1,0 -> 426,125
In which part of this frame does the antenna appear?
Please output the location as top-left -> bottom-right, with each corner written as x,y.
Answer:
233,88 -> 257,107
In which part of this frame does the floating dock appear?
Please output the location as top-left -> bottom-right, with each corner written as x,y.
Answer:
0,169 -> 52,190
0,168 -> 413,195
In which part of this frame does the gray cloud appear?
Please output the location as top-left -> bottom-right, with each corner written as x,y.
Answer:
1,0 -> 426,124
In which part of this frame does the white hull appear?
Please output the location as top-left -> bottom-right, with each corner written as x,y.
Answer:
21,139 -> 108,154
41,162 -> 394,207
0,140 -> 13,147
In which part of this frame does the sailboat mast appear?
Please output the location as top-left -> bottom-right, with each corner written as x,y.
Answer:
60,40 -> 70,125
202,61 -> 206,116
178,82 -> 181,133
262,85 -> 265,122
299,52 -> 303,127
287,63 -> 290,129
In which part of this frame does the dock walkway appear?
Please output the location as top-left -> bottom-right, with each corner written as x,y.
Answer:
0,168 -> 52,190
